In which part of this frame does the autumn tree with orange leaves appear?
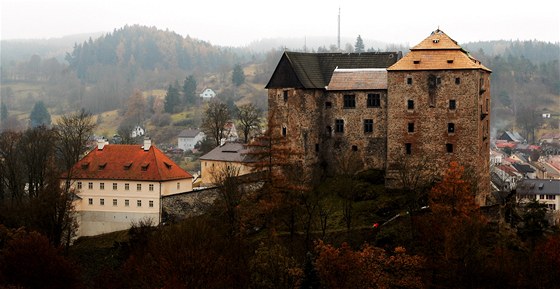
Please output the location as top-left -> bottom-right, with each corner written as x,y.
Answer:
314,241 -> 425,289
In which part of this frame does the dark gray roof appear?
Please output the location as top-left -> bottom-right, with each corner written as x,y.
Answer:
512,163 -> 535,174
516,179 -> 560,195
178,129 -> 202,138
266,51 -> 400,89
199,142 -> 252,163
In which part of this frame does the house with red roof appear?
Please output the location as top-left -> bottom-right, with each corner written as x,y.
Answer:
67,138 -> 193,236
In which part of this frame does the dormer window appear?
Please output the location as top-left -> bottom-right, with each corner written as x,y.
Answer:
98,162 -> 107,170
141,163 -> 150,171
123,162 -> 132,170
413,60 -> 420,64
433,39 -> 440,43
447,59 -> 454,63
164,162 -> 172,169
81,162 -> 89,169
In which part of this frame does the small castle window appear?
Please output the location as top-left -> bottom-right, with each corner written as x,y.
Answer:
449,100 -> 456,110
325,101 -> 332,108
405,143 -> 412,155
447,59 -> 454,63
367,94 -> 380,107
335,119 -> 344,133
446,143 -> 454,153
343,95 -> 356,108
407,77 -> 413,85
407,100 -> 414,110
413,60 -> 420,64
315,144 -> 319,152
408,122 -> 415,133
282,126 -> 287,137
283,90 -> 288,102
448,123 -> 455,133
455,77 -> 461,84
352,145 -> 358,152
364,119 -> 373,133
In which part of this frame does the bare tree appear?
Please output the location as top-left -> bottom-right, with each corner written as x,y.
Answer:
54,109 -> 96,175
202,100 -> 230,147
237,103 -> 262,143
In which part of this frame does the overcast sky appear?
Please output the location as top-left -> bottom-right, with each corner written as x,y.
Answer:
1,0 -> 559,47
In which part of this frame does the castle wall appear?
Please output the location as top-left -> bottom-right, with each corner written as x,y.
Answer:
386,69 -> 490,203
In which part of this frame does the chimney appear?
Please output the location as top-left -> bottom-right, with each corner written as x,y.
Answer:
143,137 -> 152,151
97,138 -> 106,150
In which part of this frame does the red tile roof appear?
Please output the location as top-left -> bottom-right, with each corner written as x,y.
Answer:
67,144 -> 193,181
327,68 -> 387,90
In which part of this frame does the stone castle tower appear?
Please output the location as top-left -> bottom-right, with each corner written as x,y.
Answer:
265,30 -> 491,204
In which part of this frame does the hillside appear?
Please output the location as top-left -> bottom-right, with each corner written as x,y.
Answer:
0,26 -> 558,144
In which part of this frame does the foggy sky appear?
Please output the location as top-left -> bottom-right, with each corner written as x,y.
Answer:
1,0 -> 559,46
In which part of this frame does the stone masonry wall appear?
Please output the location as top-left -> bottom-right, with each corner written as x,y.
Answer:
386,69 -> 490,204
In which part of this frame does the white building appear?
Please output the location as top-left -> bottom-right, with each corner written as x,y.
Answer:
131,125 -> 145,138
66,138 -> 193,237
178,129 -> 205,152
199,88 -> 216,100
517,179 -> 560,222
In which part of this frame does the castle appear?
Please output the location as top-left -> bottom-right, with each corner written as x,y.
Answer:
265,29 -> 491,204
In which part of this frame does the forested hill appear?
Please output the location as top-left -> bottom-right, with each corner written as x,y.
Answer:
463,40 -> 559,64
65,25 -> 247,80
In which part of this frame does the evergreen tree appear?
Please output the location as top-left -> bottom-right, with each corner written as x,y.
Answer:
232,64 -> 245,87
183,74 -> 197,106
354,35 -> 365,53
1,103 -> 7,122
30,101 -> 51,127
164,83 -> 180,113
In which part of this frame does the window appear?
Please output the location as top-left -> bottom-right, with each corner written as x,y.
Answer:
405,143 -> 412,155
407,100 -> 414,110
88,198 -> 93,205
446,143 -> 454,153
455,77 -> 461,84
125,183 -> 129,191
335,119 -> 344,133
88,182 -> 93,189
326,126 -> 332,137
137,184 -> 141,191
449,99 -> 456,110
177,182 -> 180,190
315,144 -> 319,152
325,101 -> 332,108
351,145 -> 358,152
448,123 -> 455,133
539,195 -> 545,199
364,119 -> 373,133
77,182 -> 82,189
283,90 -> 288,102
137,200 -> 142,207
113,183 -> 117,190
149,184 -> 154,191
113,199 -> 117,206
367,94 -> 380,107
100,198 -> 105,206
343,95 -> 356,108
548,204 -> 556,210
149,200 -> 154,208
408,122 -> 415,133
100,182 -> 105,190
546,195 -> 556,200
436,77 -> 441,85
125,199 -> 129,207
282,126 -> 287,137
407,77 -> 413,85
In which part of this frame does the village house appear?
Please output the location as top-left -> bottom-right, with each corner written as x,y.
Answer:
199,88 -> 216,100
516,179 -> 560,222
177,129 -> 205,152
266,29 -> 491,204
67,138 -> 193,236
199,142 -> 253,186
